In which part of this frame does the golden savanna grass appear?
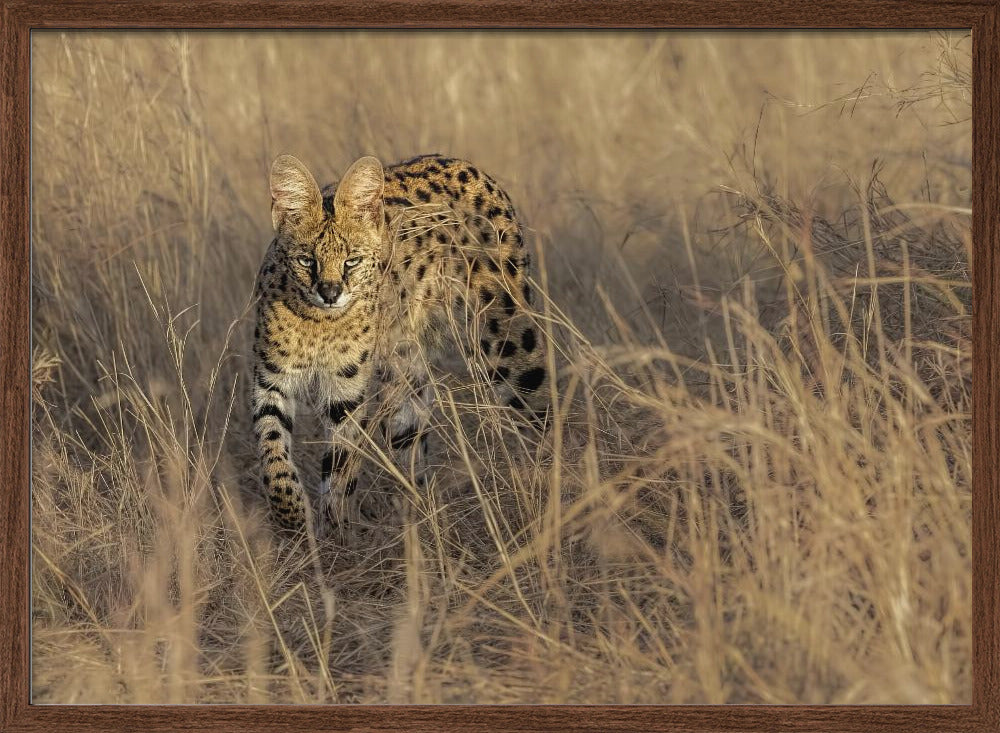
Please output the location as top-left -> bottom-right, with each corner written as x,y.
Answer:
30,31 -> 971,704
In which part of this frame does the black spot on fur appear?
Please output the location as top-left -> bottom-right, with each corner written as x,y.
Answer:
265,430 -> 281,442
416,189 -> 431,203
507,395 -> 527,410
429,180 -> 443,194
470,259 -> 481,274
457,170 -> 469,183
486,206 -> 503,220
516,367 -> 546,392
492,365 -> 510,383
254,404 -> 293,433
480,287 -> 494,304
521,328 -> 536,353
385,196 -> 414,207
501,292 -> 516,316
480,339 -> 492,356
416,264 -> 427,280
523,283 -> 533,304
473,193 -> 484,211
468,166 -> 480,179
328,399 -> 361,424
486,258 -> 500,273
338,362 -> 359,379
488,318 -> 500,335
256,372 -> 287,399
498,340 -> 517,358
260,356 -> 283,375
436,231 -> 447,244
359,350 -> 370,364
504,258 -> 518,277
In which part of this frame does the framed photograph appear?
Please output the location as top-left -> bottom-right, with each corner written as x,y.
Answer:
3,1 -> 996,731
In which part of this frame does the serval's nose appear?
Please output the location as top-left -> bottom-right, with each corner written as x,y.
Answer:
316,280 -> 343,305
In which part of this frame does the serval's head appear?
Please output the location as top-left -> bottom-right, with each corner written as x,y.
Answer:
268,154 -> 385,312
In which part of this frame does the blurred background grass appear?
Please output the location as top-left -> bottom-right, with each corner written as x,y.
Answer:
30,30 -> 971,704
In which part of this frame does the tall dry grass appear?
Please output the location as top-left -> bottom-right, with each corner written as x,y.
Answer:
30,31 -> 970,704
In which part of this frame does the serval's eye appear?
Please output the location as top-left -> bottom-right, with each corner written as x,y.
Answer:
344,256 -> 362,269
296,255 -> 315,268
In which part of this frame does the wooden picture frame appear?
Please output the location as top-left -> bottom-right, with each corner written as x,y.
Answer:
2,1 -> 996,730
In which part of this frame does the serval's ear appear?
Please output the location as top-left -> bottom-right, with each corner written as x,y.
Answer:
333,156 -> 385,231
269,155 -> 323,237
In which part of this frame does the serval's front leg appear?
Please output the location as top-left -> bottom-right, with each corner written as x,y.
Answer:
252,361 -> 307,530
379,356 -> 432,490
317,370 -> 372,535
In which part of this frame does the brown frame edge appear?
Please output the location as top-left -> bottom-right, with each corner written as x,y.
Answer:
1,1 -> 997,731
